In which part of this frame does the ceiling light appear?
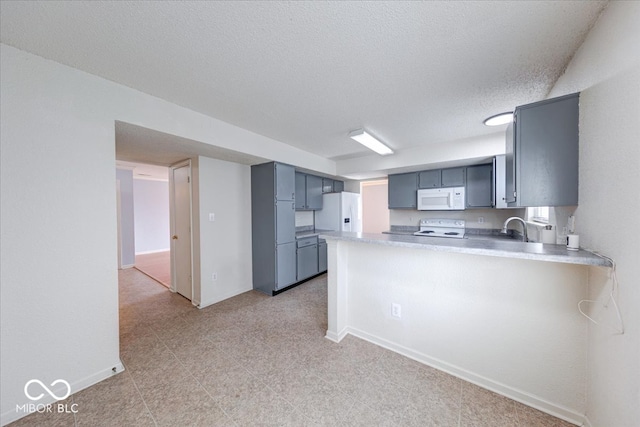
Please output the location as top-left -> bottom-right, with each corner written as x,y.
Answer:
348,129 -> 394,156
483,112 -> 514,126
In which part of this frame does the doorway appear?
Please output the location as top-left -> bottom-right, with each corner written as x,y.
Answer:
170,160 -> 194,300
361,179 -> 390,234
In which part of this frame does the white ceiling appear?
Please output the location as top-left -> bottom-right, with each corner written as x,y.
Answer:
1,1 -> 607,173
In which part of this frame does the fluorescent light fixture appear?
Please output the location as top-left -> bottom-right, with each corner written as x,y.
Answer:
348,129 -> 394,155
483,112 -> 514,126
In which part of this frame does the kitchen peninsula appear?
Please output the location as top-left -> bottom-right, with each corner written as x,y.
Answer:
320,231 -> 611,425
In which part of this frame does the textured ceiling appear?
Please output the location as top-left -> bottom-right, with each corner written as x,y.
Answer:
1,1 -> 607,165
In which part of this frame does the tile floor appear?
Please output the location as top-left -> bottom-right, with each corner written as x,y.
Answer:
11,268 -> 575,426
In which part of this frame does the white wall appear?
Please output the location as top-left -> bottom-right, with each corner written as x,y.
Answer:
327,239 -> 590,423
1,45 -> 123,425
390,207 -> 525,232
361,181 -> 390,234
133,178 -> 170,254
336,133 -> 504,179
196,156 -> 253,308
116,168 -> 135,266
0,43 -> 336,425
545,3 -> 640,426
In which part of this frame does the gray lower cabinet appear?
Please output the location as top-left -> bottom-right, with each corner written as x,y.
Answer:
296,237 -> 318,281
276,242 -> 296,290
466,164 -> 493,208
318,239 -> 327,272
506,92 -> 579,207
388,172 -> 418,209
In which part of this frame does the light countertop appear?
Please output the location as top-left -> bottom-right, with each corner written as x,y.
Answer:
319,231 -> 611,267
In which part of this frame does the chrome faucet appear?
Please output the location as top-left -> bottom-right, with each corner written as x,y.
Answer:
501,217 -> 528,242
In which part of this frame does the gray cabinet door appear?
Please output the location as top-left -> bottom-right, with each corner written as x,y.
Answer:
306,175 -> 323,210
295,172 -> 306,209
418,170 -> 441,188
276,242 -> 296,290
514,93 -> 579,207
297,244 -> 318,280
466,164 -> 493,208
275,163 -> 295,201
442,167 -> 465,187
333,180 -> 344,192
318,241 -> 327,272
388,172 -> 418,209
322,178 -> 334,193
276,200 -> 295,244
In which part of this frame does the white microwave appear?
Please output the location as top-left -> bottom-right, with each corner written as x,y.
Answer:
417,187 -> 465,211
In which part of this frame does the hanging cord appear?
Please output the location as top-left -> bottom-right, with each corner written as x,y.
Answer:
578,253 -> 624,335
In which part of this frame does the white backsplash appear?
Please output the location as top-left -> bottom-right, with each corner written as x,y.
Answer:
295,210 -> 314,227
390,208 -> 526,230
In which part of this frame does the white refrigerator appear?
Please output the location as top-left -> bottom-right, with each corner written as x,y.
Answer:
314,192 -> 362,233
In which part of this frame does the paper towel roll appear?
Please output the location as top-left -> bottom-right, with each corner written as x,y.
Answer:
567,234 -> 580,251
541,228 -> 556,244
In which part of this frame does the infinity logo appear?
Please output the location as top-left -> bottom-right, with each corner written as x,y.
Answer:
24,379 -> 71,401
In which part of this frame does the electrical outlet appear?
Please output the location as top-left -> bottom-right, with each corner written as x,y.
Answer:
478,216 -> 485,224
392,303 -> 401,318
209,213 -> 215,222
212,272 -> 217,281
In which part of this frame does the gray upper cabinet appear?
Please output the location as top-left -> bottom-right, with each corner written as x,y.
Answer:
322,178 -> 334,193
275,200 -> 295,243
465,164 -> 493,208
295,172 -> 323,210
275,163 -> 295,201
306,175 -> 323,209
333,180 -> 344,192
506,93 -> 579,207
442,167 -> 465,187
418,170 -> 441,188
418,167 -> 465,189
295,173 -> 306,210
389,172 -> 418,209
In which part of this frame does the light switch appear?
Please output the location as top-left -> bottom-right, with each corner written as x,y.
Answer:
209,213 -> 215,222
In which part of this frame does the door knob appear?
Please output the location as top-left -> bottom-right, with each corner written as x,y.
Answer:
172,235 -> 178,240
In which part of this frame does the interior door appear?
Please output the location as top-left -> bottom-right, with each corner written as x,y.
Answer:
171,162 -> 192,300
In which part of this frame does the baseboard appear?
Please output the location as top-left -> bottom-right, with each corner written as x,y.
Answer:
120,264 -> 135,269
325,327 -> 349,343
345,326 -> 585,426
582,415 -> 593,427
135,249 -> 170,255
1,361 -> 125,426
197,286 -> 252,309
